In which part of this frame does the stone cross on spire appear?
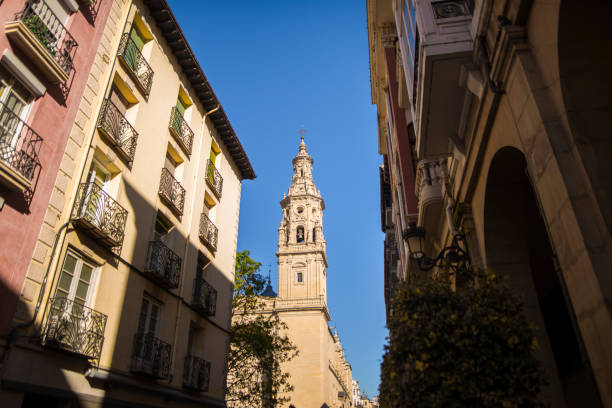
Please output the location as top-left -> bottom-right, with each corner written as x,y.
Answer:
298,126 -> 307,143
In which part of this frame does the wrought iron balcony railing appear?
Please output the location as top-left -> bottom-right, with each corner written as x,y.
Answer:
168,107 -> 194,155
144,240 -> 181,289
117,33 -> 153,96
15,1 -> 78,76
199,213 -> 218,251
96,99 -> 138,166
131,332 -> 172,379
72,183 -> 128,249
183,355 -> 211,392
0,100 -> 42,190
192,277 -> 217,317
159,167 -> 185,216
42,297 -> 107,361
206,159 -> 223,199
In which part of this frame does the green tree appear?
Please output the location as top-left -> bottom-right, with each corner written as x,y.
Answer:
379,270 -> 546,408
226,251 -> 298,407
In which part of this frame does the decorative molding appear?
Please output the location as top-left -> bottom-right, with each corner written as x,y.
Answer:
432,1 -> 471,19
380,23 -> 397,48
0,49 -> 46,97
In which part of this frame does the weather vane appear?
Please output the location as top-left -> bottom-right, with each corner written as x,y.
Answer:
298,126 -> 307,142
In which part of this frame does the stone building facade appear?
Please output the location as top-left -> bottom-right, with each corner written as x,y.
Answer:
368,0 -> 611,406
0,1 -> 254,407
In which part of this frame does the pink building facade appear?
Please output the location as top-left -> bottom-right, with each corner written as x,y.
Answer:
0,0 -> 113,335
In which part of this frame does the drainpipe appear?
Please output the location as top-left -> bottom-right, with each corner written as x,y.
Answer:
203,104 -> 220,118
477,35 -> 505,95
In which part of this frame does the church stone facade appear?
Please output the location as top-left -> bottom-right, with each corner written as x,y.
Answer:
264,137 -> 354,408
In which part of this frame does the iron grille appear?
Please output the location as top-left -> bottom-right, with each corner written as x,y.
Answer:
206,159 -> 223,199
168,107 -> 194,154
72,182 -> 128,249
159,167 -> 185,216
96,99 -> 138,165
131,332 -> 172,379
117,33 -> 153,96
42,297 -> 107,361
199,213 -> 218,251
15,1 -> 78,75
144,240 -> 181,289
183,355 -> 211,392
0,100 -> 42,183
192,277 -> 217,316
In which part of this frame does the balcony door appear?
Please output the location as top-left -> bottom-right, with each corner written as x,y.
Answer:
82,162 -> 110,224
47,251 -> 97,346
135,296 -> 162,372
0,69 -> 32,151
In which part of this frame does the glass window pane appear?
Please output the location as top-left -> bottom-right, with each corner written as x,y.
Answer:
63,254 -> 77,274
58,273 -> 73,291
80,264 -> 93,283
75,281 -> 89,300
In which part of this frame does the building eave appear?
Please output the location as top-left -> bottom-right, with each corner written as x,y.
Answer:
141,0 -> 256,180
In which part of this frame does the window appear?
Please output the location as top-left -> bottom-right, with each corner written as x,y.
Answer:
130,24 -> 146,52
296,226 -> 304,243
137,294 -> 161,337
0,67 -> 33,150
154,211 -> 172,242
54,250 -> 96,306
312,228 -> 316,242
297,272 -> 303,283
109,85 -> 129,115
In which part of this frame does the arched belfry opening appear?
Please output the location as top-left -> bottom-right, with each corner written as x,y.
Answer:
296,226 -> 304,243
484,147 -> 602,407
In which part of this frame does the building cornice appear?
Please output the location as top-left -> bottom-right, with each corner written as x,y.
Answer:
142,0 -> 256,180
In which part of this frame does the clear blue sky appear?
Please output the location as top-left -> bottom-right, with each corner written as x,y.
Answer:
168,0 -> 386,397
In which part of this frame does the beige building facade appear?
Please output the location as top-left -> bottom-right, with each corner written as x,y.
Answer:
0,0 -> 254,407
369,0 -> 611,406
258,138 -> 354,408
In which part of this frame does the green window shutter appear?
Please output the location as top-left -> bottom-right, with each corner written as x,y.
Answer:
176,97 -> 186,116
130,25 -> 145,51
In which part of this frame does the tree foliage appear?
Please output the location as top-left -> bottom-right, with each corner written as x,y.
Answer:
379,270 -> 546,408
226,251 -> 298,407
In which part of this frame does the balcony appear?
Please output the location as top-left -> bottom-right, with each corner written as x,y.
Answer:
206,159 -> 223,199
192,277 -> 217,317
144,240 -> 181,289
199,213 -> 218,252
0,100 -> 42,192
5,1 -> 78,83
117,33 -> 153,96
96,99 -> 138,166
415,158 -> 445,237
168,107 -> 194,155
131,332 -> 172,379
413,0 -> 473,159
42,297 -> 107,361
71,183 -> 128,249
158,167 -> 185,217
183,355 -> 211,392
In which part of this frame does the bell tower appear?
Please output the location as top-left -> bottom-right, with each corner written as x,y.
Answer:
276,136 -> 328,303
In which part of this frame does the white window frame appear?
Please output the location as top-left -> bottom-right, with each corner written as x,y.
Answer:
54,249 -> 98,307
0,71 -> 33,149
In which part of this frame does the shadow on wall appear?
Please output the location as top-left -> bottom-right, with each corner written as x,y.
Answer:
0,277 -> 86,408
2,177 -> 233,407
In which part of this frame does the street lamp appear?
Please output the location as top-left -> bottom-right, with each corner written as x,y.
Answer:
402,222 -> 470,273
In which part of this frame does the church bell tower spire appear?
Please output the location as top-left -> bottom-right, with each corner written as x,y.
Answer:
277,136 -> 328,303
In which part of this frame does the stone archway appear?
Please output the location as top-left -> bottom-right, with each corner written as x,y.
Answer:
484,147 -> 602,407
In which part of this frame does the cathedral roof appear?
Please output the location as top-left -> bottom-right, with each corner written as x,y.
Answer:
261,278 -> 277,298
